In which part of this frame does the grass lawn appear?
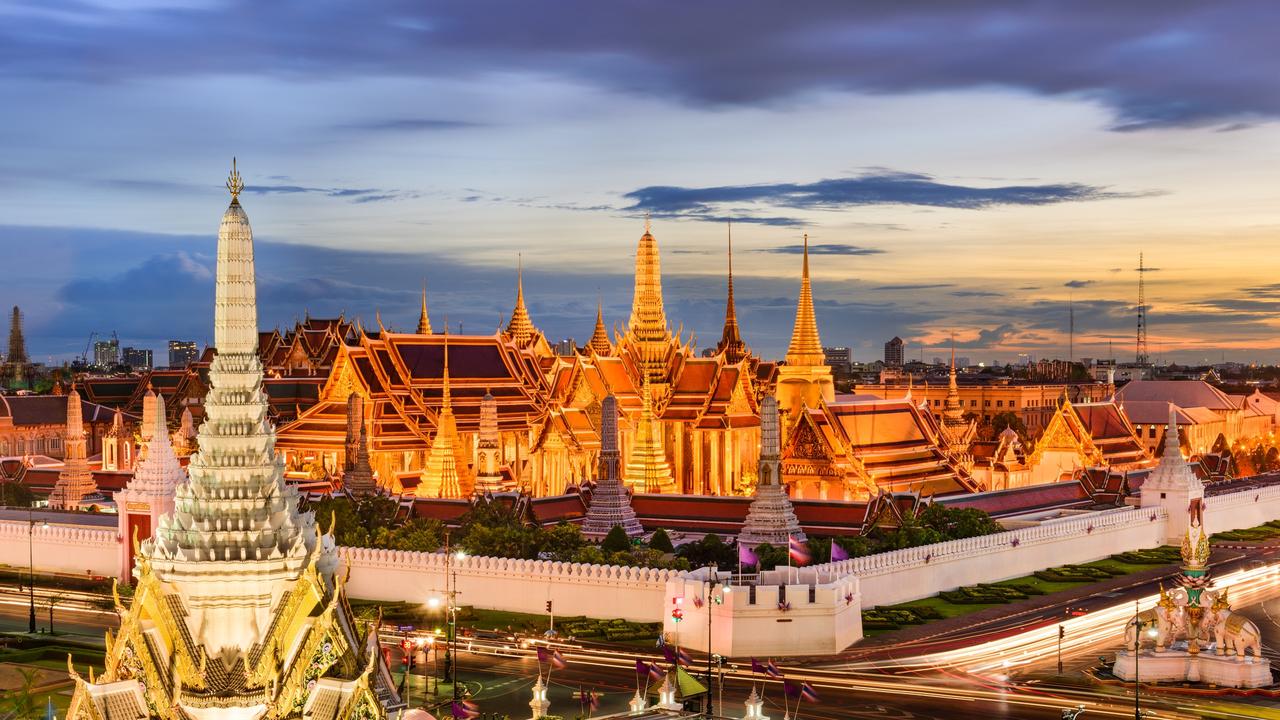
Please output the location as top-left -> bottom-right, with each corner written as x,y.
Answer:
862,546 -> 1181,636
1211,520 -> 1280,542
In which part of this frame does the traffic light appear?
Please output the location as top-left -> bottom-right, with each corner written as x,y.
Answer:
546,600 -> 553,613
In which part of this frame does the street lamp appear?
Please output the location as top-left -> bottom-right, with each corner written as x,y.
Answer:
705,564 -> 727,718
27,509 -> 45,633
450,549 -> 466,701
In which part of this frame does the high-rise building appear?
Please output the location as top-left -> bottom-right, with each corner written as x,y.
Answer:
823,346 -> 852,372
884,336 -> 905,367
167,339 -> 198,368
3,306 -> 29,387
122,346 -> 153,369
93,338 -> 119,367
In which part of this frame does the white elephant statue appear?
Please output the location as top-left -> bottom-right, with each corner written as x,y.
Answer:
1125,586 -> 1185,651
1205,589 -> 1263,662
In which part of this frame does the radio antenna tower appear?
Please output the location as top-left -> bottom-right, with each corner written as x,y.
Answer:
1136,252 -> 1150,365
1068,295 -> 1074,365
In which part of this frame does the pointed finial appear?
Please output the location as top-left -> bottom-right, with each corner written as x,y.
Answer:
441,316 -> 451,410
417,279 -> 433,334
644,211 -> 651,235
226,157 -> 244,200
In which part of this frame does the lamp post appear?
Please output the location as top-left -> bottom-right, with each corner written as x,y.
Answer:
27,506 -> 37,634
1130,601 -> 1140,720
705,564 -> 727,718
451,549 -> 465,701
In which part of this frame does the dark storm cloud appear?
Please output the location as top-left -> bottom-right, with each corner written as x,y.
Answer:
950,290 -> 1003,298
623,172 -> 1144,220
757,243 -> 886,256
2,2 -> 1276,131
1063,279 -> 1096,288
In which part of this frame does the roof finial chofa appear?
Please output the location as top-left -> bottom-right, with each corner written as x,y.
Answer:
226,157 -> 244,200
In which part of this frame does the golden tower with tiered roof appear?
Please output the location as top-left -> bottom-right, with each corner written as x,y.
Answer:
775,234 -> 835,420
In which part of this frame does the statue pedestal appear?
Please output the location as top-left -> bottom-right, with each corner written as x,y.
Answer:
1113,649 -> 1272,688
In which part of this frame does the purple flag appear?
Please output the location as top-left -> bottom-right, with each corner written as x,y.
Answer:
830,540 -> 849,562
451,701 -> 480,719
738,543 -> 759,567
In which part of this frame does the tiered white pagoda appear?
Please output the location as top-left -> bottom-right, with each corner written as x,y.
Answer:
66,161 -> 402,720
739,396 -> 805,546
583,395 -> 644,539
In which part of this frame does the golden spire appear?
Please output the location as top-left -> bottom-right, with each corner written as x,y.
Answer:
943,333 -> 966,429
716,220 -> 749,363
785,233 -> 825,367
623,377 -> 676,494
418,321 -> 463,498
226,157 -> 244,201
588,297 -> 612,355
416,281 -> 433,334
506,255 -> 537,347
624,217 -> 674,380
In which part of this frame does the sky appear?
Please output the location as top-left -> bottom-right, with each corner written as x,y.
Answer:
2,1 -> 1278,365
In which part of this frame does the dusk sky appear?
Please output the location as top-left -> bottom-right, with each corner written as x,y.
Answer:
2,1 -> 1278,365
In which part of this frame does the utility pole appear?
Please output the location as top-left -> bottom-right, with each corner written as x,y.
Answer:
28,507 -> 37,634
1132,600 -> 1141,719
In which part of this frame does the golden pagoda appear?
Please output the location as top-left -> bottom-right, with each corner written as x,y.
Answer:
416,328 -> 468,498
505,259 -> 540,348
623,379 -> 676,493
586,299 -> 613,356
618,216 -> 682,382
939,344 -> 976,463
416,283 -> 433,334
65,161 -> 402,720
775,234 -> 834,420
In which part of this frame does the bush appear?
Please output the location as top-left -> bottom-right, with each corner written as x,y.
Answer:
648,528 -> 675,554
601,525 -> 632,554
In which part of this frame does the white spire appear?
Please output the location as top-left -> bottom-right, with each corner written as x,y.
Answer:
125,392 -> 185,501
144,161 -> 321,661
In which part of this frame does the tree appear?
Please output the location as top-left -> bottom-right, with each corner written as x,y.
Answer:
0,480 -> 34,508
675,534 -> 735,569
918,504 -> 1002,540
601,525 -> 632,554
539,522 -> 586,561
648,528 -> 674,554
989,411 -> 1027,442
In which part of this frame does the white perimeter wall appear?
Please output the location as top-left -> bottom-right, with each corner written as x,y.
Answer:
0,519 -> 118,578
826,506 -> 1169,609
340,547 -> 683,623
1204,483 -> 1280,535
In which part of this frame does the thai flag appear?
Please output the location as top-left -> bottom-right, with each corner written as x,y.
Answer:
766,659 -> 782,678
550,649 -> 568,670
788,536 -> 811,565
751,658 -> 782,678
738,543 -> 759,567
799,682 -> 820,703
451,701 -> 481,719
647,662 -> 665,681
578,689 -> 601,710
665,640 -> 696,666
830,540 -> 849,562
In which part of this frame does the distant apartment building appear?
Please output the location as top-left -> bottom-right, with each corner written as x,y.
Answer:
122,347 -> 153,370
168,340 -> 198,368
855,378 -> 1114,435
823,346 -> 852,372
93,338 -> 120,367
884,336 -> 904,367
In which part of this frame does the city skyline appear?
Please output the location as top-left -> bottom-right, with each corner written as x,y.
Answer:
3,2 -> 1279,363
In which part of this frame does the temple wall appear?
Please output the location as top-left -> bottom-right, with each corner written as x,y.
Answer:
1203,482 -> 1280,535
822,506 -> 1169,608
663,569 -> 862,656
0,519 -> 118,578
340,547 -> 682,623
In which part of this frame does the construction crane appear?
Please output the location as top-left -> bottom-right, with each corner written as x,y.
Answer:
81,331 -> 98,365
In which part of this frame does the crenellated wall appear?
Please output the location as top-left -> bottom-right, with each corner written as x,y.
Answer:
0,519 -> 118,578
339,546 -> 684,623
824,506 -> 1170,608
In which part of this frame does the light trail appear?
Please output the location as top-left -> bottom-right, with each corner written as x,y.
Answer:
830,563 -> 1280,675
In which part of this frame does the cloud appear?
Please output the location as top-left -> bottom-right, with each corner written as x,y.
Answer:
3,3 -> 1274,130
953,324 -> 1018,349
873,283 -> 954,291
623,172 -> 1147,223
757,243 -> 885,256
1063,279 -> 1096,288
950,290 -> 1003,298
246,184 -> 412,203
336,118 -> 483,132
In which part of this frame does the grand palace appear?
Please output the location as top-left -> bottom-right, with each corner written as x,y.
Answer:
52,207 -> 1236,512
